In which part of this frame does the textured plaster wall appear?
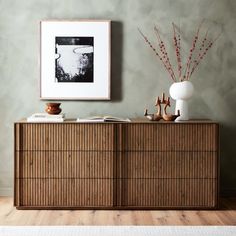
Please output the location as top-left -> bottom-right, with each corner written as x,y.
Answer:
0,0 -> 236,196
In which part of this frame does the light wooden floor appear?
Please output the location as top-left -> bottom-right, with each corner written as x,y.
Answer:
0,197 -> 236,225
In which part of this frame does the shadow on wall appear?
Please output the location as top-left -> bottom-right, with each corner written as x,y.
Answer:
47,21 -> 123,104
111,21 -> 123,101
220,123 -> 236,196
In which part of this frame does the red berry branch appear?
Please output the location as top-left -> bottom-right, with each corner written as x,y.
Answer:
138,20 -> 220,82
184,19 -> 205,81
188,28 -> 209,79
154,26 -> 177,81
138,28 -> 176,82
172,23 -> 182,79
189,32 -> 221,78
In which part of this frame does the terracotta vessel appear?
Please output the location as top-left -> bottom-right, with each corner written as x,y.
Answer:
45,103 -> 62,115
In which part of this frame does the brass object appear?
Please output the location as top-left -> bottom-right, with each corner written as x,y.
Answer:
144,93 -> 180,121
45,103 -> 62,115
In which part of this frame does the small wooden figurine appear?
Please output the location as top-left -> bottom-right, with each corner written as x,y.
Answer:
144,96 -> 162,121
144,93 -> 180,121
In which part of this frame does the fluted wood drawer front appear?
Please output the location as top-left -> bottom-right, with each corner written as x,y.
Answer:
14,121 -> 219,209
119,151 -> 217,179
120,179 -> 217,207
15,123 -> 115,151
119,123 -> 218,151
17,179 -> 113,207
16,151 -> 115,178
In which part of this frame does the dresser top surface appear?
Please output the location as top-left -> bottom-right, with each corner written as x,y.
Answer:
16,118 -> 218,124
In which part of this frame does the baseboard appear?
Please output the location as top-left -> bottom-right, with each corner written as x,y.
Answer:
0,188 -> 13,197
221,188 -> 236,197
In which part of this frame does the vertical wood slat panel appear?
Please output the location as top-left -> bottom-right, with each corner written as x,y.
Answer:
18,177 -> 114,207
120,152 -> 217,179
119,122 -> 219,208
15,122 -> 115,207
122,123 -> 218,151
121,179 -> 216,207
19,123 -> 115,151
20,179 -> 113,207
16,151 -> 117,178
14,121 -> 219,209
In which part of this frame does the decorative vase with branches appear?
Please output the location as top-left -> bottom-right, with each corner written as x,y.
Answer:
139,20 -> 220,121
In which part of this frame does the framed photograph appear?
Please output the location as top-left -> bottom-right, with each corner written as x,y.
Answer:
40,20 -> 111,100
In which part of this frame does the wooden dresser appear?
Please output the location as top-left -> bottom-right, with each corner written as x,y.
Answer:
14,120 -> 219,209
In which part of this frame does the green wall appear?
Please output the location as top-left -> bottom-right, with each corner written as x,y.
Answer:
0,0 -> 236,196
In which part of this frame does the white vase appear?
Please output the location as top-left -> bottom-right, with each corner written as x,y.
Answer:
169,80 -> 194,121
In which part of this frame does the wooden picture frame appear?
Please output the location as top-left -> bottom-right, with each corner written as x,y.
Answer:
40,20 -> 111,100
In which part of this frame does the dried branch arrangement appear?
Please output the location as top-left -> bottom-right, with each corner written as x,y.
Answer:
138,20 -> 221,82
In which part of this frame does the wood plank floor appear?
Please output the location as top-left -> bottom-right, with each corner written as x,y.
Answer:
0,197 -> 236,225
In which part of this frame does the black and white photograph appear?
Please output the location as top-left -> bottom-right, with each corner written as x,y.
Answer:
40,20 -> 111,100
55,37 -> 94,83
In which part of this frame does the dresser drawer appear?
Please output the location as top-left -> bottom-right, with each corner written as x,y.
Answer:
15,178 -> 114,207
118,151 -> 217,179
119,123 -> 218,151
15,123 -> 116,151
119,178 -> 217,208
16,151 -> 115,178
